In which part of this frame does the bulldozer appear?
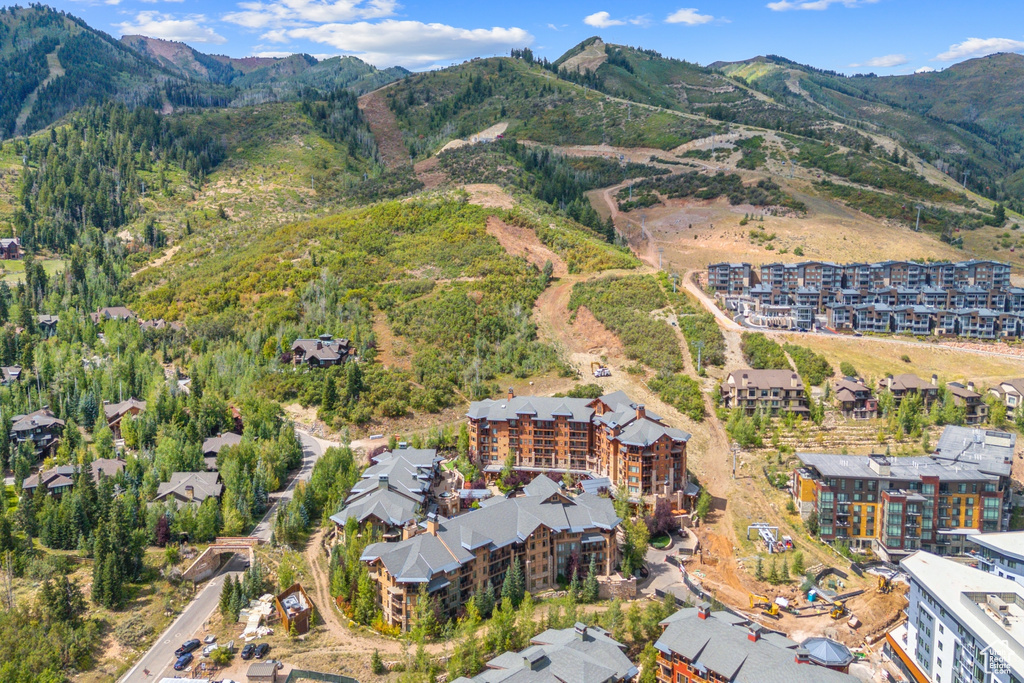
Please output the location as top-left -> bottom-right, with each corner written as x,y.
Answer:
750,593 -> 780,617
829,601 -> 847,620
877,575 -> 893,594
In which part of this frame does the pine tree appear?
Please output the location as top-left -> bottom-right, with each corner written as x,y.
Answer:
754,556 -> 764,581
220,575 -> 235,619
370,649 -> 385,675
321,374 -> 337,413
781,556 -> 790,581
477,580 -> 495,618
791,551 -> 805,576
767,557 -> 779,585
568,569 -> 581,603
583,557 -> 599,603
501,556 -> 525,608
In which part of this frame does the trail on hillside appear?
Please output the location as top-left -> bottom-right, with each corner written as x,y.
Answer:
15,47 -> 64,136
358,87 -> 411,170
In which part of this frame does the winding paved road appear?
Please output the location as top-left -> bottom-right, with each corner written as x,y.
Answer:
120,429 -> 336,683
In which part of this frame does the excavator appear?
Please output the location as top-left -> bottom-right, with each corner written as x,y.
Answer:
877,575 -> 894,594
750,593 -> 780,617
591,361 -> 610,378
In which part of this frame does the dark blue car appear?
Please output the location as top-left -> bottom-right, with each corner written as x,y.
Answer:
174,652 -> 193,671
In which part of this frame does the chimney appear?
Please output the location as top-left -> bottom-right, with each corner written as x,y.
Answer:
185,485 -> 194,501
508,387 -> 515,401
886,375 -> 894,390
791,373 -> 798,388
574,622 -> 587,640
741,373 -> 748,389
748,625 -> 762,642
316,341 -> 322,350
697,602 -> 711,620
636,404 -> 646,421
523,650 -> 545,671
967,381 -> 976,393
426,512 -> 439,536
931,374 -> 938,386
378,473 -> 389,490
402,521 -> 417,541
794,647 -> 810,664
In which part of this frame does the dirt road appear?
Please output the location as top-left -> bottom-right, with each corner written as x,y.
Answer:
357,87 -> 411,169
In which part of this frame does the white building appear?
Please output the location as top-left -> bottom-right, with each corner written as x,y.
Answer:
885,551 -> 1023,683
968,531 -> 1024,586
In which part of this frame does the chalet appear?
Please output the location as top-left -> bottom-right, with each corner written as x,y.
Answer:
103,398 -> 146,439
201,432 -> 242,471
0,238 -> 21,260
154,472 -> 223,506
946,382 -> 988,425
37,315 -> 59,338
10,408 -> 64,455
989,378 -> 1024,420
90,307 -> 136,324
23,458 -> 125,496
881,374 -> 940,411
0,366 -> 21,385
833,377 -> 876,420
722,369 -> 808,417
289,334 -> 351,368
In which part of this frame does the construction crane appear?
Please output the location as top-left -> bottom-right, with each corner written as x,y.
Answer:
749,593 -> 779,617
829,601 -> 847,620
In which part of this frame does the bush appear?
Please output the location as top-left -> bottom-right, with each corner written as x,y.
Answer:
784,344 -> 833,386
900,354 -> 912,363
649,373 -> 705,422
839,361 -> 859,378
741,333 -> 789,370
113,614 -> 153,648
679,313 -> 726,368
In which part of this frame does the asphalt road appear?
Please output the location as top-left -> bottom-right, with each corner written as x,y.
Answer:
120,429 -> 332,683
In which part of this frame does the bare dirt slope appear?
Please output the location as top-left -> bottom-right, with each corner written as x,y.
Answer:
485,216 -> 567,276
358,87 -> 411,169
560,38 -> 608,74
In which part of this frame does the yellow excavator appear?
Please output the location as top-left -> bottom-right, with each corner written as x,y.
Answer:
877,575 -> 893,594
829,600 -> 847,620
750,593 -> 780,617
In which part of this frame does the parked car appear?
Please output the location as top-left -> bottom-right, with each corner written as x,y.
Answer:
174,653 -> 193,671
241,643 -> 256,660
174,639 -> 201,658
255,643 -> 270,659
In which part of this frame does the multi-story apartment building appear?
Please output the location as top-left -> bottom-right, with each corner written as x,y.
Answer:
967,531 -> 1024,586
793,444 -> 1008,561
885,552 -> 1023,683
721,369 -> 809,417
708,262 -> 759,296
946,382 -> 989,425
882,373 -> 941,411
833,377 -> 877,420
654,604 -> 859,683
988,379 -> 1024,419
360,475 -> 619,631
466,390 -> 690,497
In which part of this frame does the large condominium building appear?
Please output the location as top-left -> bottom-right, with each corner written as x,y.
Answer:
721,369 -> 809,417
466,390 -> 690,498
360,475 -> 620,631
654,604 -> 859,683
708,262 -> 759,296
967,531 -> 1024,587
793,427 -> 1016,562
885,552 -> 1023,683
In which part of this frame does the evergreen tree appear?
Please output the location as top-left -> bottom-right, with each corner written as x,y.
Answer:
639,642 -> 658,683
501,556 -> 525,608
220,574 -> 235,619
583,557 -> 600,603
370,649 -> 385,675
476,580 -> 495,618
320,373 -> 337,413
767,557 -> 779,585
355,569 -> 378,625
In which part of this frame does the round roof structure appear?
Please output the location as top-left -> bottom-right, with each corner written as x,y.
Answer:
800,637 -> 854,668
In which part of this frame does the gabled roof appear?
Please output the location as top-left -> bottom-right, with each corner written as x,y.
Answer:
10,408 -> 64,433
90,306 -> 136,323
0,366 -> 21,384
37,314 -> 59,326
329,448 -> 441,529
154,472 -> 223,503
202,432 -> 243,455
362,475 -> 619,583
727,369 -> 803,391
103,398 -> 147,421
886,373 -> 934,392
467,396 -> 594,423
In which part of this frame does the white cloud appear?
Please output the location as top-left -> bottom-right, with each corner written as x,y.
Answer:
278,20 -> 533,69
253,50 -> 292,57
935,37 -> 1024,61
665,8 -> 713,25
850,53 -> 908,68
583,11 -> 624,28
767,0 -> 876,11
223,0 -> 396,30
116,11 -> 227,43
915,65 -> 936,73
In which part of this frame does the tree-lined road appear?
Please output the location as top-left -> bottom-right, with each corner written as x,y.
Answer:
120,428 -> 335,683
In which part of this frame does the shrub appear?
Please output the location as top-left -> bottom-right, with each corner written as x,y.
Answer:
839,361 -> 859,378
741,333 -> 789,369
784,343 -> 833,386
679,313 -> 726,368
649,373 -> 705,422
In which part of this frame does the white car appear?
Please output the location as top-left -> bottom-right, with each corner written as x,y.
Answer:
202,643 -> 220,657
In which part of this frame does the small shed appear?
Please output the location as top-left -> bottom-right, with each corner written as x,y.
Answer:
246,661 -> 278,682
275,583 -> 314,635
800,636 -> 855,672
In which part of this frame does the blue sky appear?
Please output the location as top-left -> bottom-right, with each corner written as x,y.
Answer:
51,0 -> 1024,72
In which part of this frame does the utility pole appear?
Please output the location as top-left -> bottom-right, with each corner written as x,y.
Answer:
731,441 -> 740,479
915,205 -> 923,232
696,340 -> 704,374
962,170 -> 970,189
658,247 -> 664,270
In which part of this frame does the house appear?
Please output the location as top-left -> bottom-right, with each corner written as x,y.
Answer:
10,408 -> 64,455
0,237 -> 21,260
0,366 -> 21,386
946,382 -> 988,425
288,334 -> 352,368
245,661 -> 279,683
452,623 -> 637,683
201,432 -> 242,471
467,390 -> 689,497
361,475 -> 619,631
881,374 -> 940,410
329,448 -> 441,540
90,306 -> 137,324
793,446 -> 1007,561
989,378 -> 1024,419
103,398 -> 146,439
37,315 -> 58,338
721,369 -> 809,417
154,472 -> 223,507
22,458 -> 125,496
966,530 -> 1024,586
884,552 -> 1023,683
654,603 -> 859,683
275,583 -> 314,635
833,377 -> 876,420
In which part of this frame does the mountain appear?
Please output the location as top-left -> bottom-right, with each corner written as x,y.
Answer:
0,6 -> 407,139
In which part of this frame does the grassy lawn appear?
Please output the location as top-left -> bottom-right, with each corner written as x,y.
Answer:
0,257 -> 65,284
650,532 -> 671,549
